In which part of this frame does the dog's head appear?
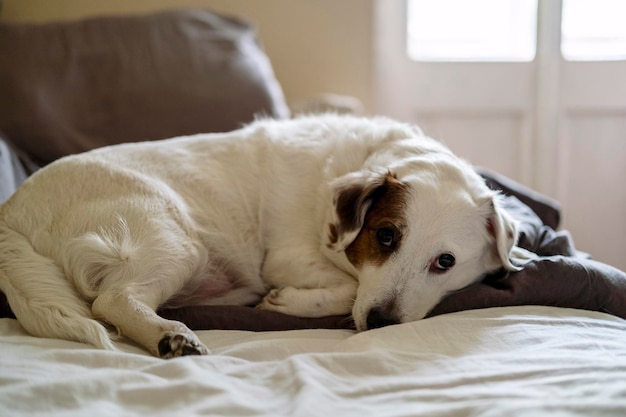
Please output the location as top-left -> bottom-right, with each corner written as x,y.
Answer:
326,156 -> 520,331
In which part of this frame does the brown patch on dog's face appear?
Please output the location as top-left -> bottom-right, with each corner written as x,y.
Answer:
345,175 -> 408,269
335,185 -> 368,232
333,175 -> 388,240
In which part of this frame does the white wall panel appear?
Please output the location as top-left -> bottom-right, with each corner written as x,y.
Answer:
559,114 -> 626,269
415,113 -> 525,181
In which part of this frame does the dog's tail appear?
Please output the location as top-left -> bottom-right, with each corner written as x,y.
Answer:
0,223 -> 117,351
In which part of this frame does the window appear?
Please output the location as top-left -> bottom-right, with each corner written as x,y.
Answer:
407,0 -> 626,62
561,0 -> 626,61
406,0 -> 537,62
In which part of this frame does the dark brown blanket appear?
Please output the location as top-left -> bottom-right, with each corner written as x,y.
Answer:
1,171 -> 625,330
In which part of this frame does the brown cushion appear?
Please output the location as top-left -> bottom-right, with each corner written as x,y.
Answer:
0,9 -> 289,165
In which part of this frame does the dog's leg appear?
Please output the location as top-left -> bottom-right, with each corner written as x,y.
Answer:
65,214 -> 212,358
257,282 -> 357,317
92,290 -> 209,358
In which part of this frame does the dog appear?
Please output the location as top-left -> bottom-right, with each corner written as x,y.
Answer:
0,114 -> 520,358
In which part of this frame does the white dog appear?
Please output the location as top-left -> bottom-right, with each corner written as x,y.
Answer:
0,115 -> 520,358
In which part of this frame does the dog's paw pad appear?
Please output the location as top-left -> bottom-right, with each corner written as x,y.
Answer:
158,332 -> 209,359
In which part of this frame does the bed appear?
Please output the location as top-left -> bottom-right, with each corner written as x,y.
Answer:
2,307 -> 625,416
1,9 -> 626,416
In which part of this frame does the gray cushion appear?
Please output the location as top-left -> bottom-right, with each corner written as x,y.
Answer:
0,9 -> 289,165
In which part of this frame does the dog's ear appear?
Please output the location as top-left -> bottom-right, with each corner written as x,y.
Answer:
327,171 -> 389,251
485,195 -> 522,271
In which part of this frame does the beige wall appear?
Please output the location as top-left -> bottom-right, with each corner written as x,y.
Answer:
0,0 -> 375,112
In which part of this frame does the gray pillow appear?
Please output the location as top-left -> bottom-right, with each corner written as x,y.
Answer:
0,9 -> 289,166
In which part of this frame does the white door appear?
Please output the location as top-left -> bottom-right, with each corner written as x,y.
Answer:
374,0 -> 626,271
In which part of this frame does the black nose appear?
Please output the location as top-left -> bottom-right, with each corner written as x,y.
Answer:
366,307 -> 399,329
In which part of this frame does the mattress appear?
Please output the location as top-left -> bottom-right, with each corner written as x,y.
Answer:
2,306 -> 625,416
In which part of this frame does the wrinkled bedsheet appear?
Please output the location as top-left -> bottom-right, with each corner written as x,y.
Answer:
2,306 -> 626,416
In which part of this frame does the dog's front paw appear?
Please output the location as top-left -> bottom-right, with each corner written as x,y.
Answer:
259,288 -> 285,307
257,288 -> 290,311
256,287 -> 300,314
258,283 -> 356,317
158,332 -> 209,359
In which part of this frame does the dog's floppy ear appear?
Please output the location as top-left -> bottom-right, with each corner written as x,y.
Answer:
327,171 -> 388,251
485,195 -> 522,271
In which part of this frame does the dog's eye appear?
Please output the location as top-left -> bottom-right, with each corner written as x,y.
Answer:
376,227 -> 395,248
432,253 -> 456,272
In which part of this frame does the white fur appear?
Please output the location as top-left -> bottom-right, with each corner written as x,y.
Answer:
0,114 -> 519,358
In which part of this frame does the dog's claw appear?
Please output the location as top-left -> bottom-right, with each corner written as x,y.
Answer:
158,332 -> 209,359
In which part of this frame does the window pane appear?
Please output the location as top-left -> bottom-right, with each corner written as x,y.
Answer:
562,0 -> 626,61
406,0 -> 537,62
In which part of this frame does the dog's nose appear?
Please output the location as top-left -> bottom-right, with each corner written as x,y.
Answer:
366,307 -> 399,329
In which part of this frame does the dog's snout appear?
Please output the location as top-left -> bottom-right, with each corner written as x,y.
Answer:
366,307 -> 399,330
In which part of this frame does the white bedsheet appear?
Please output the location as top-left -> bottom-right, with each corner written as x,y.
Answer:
1,306 -> 625,416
